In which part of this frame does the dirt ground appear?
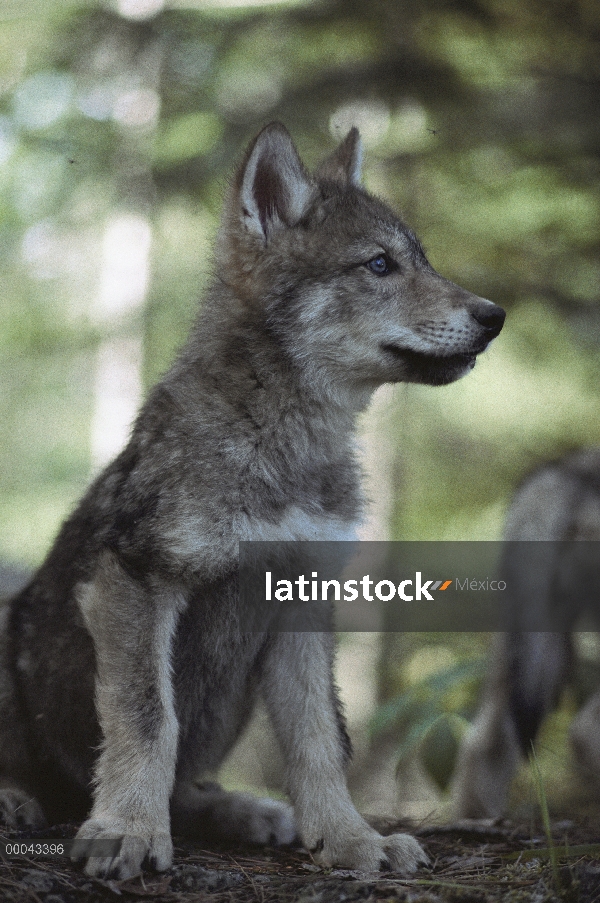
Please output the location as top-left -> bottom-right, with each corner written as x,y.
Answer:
2,816 -> 599,903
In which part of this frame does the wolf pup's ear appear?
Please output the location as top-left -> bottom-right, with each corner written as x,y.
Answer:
239,123 -> 315,241
315,127 -> 363,186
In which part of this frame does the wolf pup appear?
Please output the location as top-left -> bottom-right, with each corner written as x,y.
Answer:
0,123 -> 504,878
451,448 -> 600,818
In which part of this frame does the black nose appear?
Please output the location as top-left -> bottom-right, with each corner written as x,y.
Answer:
472,303 -> 506,337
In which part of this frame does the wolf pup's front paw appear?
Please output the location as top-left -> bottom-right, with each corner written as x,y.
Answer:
72,817 -> 173,880
313,828 -> 427,874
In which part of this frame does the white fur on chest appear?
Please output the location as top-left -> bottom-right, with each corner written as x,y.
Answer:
162,505 -> 359,577
237,506 -> 359,543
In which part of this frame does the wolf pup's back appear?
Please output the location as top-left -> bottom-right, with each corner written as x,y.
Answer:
0,123 -> 504,878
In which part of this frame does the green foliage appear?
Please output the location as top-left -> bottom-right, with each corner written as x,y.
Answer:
529,744 -> 562,893
371,650 -> 486,791
153,111 -> 222,167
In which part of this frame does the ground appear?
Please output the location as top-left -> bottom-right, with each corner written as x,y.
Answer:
2,817 -> 599,903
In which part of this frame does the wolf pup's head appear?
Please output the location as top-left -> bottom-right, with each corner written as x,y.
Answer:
218,122 -> 504,400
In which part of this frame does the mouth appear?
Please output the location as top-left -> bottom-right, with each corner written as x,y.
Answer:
380,344 -> 478,386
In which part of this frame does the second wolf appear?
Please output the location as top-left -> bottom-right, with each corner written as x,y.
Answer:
0,123 -> 504,878
452,448 -> 600,817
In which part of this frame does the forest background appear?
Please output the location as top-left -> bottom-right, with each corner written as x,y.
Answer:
0,0 -> 599,813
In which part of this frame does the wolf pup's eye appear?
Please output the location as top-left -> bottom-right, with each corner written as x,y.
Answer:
366,254 -> 393,276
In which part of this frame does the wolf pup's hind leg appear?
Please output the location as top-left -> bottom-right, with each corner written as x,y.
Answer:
171,781 -> 297,846
0,605 -> 46,830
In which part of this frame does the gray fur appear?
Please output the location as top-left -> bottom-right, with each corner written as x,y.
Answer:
0,123 -> 504,877
451,448 -> 600,818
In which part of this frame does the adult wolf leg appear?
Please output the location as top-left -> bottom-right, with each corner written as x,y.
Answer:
451,632 -> 570,818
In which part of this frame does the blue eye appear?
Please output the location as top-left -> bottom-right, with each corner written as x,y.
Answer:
366,254 -> 393,276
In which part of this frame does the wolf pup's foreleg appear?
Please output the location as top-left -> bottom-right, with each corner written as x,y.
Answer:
260,632 -> 427,873
72,551 -> 184,880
